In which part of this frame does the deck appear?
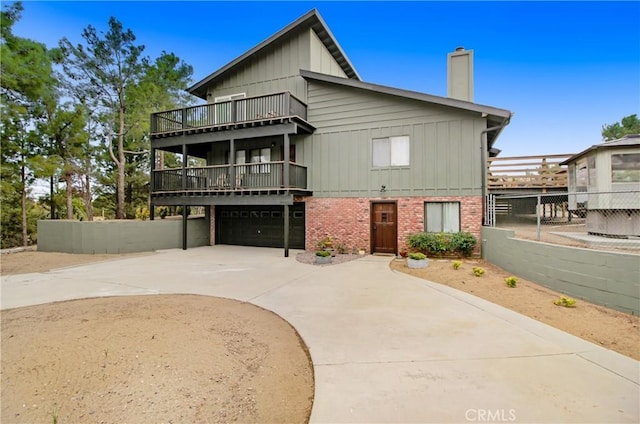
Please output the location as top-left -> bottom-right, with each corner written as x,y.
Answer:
488,154 -> 574,194
150,91 -> 313,138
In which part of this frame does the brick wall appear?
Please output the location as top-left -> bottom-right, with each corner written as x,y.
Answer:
302,196 -> 483,254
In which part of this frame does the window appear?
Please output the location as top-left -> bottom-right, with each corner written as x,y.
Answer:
372,136 -> 410,167
575,158 -> 588,192
250,148 -> 271,173
425,202 -> 460,233
611,153 -> 640,183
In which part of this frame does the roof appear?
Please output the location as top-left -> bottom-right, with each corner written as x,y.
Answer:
300,69 -> 512,147
188,9 -> 359,99
560,134 -> 640,165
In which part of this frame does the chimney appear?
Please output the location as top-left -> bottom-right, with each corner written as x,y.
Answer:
447,47 -> 474,102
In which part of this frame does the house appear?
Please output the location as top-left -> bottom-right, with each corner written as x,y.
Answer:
149,9 -> 512,256
561,134 -> 640,237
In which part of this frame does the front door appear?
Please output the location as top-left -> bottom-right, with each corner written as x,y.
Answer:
371,202 -> 397,254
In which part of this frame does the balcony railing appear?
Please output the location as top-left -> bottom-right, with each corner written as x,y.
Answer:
152,162 -> 308,193
151,91 -> 308,136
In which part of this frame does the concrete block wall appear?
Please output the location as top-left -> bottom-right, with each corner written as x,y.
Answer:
304,196 -> 483,254
37,218 -> 210,254
482,227 -> 640,315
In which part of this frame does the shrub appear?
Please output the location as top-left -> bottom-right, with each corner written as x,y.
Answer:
336,243 -> 348,254
505,276 -> 518,288
135,206 -> 149,221
157,206 -> 169,219
472,266 -> 485,277
553,296 -> 576,308
452,260 -> 462,270
316,250 -> 331,257
407,232 -> 477,257
408,252 -> 427,260
451,232 -> 477,256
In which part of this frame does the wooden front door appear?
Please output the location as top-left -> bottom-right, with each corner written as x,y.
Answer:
371,202 -> 397,254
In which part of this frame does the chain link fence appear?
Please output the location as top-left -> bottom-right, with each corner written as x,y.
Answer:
485,191 -> 640,253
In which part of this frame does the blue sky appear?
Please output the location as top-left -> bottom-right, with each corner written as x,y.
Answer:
9,1 -> 640,157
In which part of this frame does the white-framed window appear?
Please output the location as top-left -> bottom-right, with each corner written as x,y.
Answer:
425,202 -> 460,233
250,147 -> 271,173
214,92 -> 246,124
372,135 -> 410,167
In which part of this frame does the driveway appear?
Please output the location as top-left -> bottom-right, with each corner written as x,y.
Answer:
2,246 -> 638,423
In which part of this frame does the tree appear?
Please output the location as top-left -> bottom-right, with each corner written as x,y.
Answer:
602,114 -> 640,141
59,18 -> 146,219
59,19 -> 193,219
1,2 -> 57,246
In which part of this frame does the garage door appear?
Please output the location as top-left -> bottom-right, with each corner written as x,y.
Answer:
215,204 -> 305,249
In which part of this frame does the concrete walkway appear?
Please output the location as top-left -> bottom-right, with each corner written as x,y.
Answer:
2,246 -> 638,423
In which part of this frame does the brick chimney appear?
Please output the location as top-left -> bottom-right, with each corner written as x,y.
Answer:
447,47 -> 474,102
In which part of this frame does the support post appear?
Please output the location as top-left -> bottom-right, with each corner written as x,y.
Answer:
536,194 -> 541,241
182,144 -> 187,190
229,138 -> 235,188
150,147 -> 155,220
284,204 -> 289,257
283,133 -> 290,188
182,204 -> 188,250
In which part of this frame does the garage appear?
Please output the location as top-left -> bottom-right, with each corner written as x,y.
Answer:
215,204 -> 305,249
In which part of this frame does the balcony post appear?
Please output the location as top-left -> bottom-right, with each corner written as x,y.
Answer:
182,144 -> 188,190
181,108 -> 186,130
283,133 -> 290,188
229,138 -> 236,188
231,100 -> 236,123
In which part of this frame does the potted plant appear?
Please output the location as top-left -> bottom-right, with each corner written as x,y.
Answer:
358,247 -> 366,255
407,252 -> 428,269
315,250 -> 332,264
323,235 -> 333,248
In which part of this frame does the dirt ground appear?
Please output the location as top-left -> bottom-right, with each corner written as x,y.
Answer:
0,294 -> 314,424
390,258 -> 640,361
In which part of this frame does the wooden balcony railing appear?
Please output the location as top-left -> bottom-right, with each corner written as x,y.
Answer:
488,154 -> 574,191
151,92 -> 307,136
152,162 -> 307,193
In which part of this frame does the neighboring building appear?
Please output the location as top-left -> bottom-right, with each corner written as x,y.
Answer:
562,134 -> 640,237
149,9 -> 512,255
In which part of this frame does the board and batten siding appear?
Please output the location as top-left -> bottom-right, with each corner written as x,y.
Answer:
206,28 -> 348,103
303,81 -> 486,197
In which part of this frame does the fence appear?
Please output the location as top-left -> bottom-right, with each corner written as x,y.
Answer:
485,190 -> 640,253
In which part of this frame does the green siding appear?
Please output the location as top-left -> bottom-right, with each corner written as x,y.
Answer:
309,30 -> 348,78
206,28 -> 348,103
304,81 -> 486,197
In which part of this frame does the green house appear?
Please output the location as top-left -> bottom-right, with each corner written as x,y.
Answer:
150,9 -> 512,255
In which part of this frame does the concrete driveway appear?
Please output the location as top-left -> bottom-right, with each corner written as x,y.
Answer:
2,246 -> 638,423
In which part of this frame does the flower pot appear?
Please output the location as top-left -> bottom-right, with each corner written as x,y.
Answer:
315,255 -> 332,265
407,257 -> 429,269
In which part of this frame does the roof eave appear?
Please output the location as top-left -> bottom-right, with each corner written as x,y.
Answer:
300,69 -> 512,120
188,9 -> 359,100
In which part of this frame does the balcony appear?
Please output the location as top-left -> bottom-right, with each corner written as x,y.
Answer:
152,162 -> 308,196
151,91 -> 313,138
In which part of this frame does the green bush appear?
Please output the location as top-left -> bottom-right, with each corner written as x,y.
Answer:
408,252 -> 426,260
316,250 -> 331,257
407,232 -> 477,257
451,232 -> 477,256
